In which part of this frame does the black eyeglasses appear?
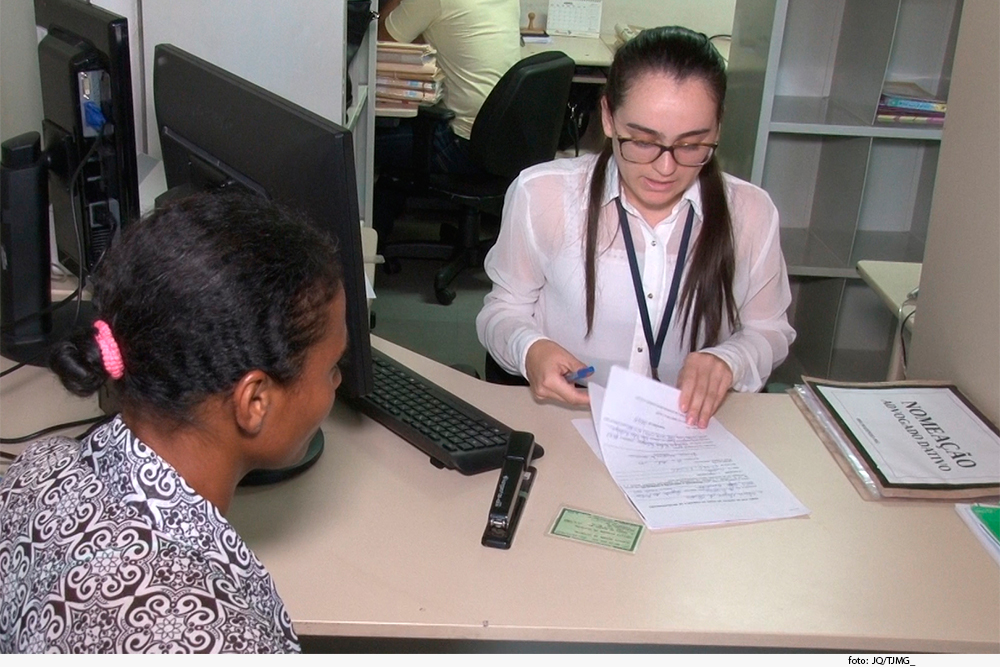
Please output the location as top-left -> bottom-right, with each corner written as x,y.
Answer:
615,136 -> 718,167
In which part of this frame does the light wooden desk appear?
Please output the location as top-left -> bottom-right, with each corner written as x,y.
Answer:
521,34 -> 615,70
857,260 -> 922,381
2,337 -> 998,651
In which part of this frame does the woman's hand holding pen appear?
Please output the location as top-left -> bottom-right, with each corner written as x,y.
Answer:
525,339 -> 591,407
676,352 -> 734,428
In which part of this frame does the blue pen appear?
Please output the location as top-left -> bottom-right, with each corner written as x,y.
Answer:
563,366 -> 595,383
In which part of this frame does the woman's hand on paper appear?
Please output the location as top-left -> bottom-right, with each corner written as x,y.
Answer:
677,352 -> 733,428
525,339 -> 590,407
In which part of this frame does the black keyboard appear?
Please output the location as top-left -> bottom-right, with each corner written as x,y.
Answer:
349,349 -> 541,475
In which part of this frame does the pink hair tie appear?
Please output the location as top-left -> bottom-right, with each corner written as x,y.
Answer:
93,319 -> 125,380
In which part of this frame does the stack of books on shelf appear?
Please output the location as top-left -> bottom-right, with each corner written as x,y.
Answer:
375,41 -> 443,115
876,81 -> 946,125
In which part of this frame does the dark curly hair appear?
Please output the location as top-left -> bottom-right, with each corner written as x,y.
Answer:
49,190 -> 343,421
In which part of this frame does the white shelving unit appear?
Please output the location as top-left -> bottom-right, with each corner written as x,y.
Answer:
719,0 -> 963,381
345,2 -> 377,231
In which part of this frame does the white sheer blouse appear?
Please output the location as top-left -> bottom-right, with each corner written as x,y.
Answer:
477,153 -> 795,391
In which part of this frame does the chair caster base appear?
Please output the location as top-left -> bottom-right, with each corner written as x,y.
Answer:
435,287 -> 456,305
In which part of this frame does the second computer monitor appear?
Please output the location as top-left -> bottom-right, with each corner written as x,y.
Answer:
152,43 -> 373,399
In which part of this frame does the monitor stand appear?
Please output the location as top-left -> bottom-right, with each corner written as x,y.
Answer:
238,429 -> 325,486
0,300 -> 96,366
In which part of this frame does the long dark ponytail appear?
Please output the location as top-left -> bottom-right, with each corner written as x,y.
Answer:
584,26 -> 738,350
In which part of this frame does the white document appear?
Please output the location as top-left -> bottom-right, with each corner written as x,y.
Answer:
569,381 -> 604,461
594,366 -> 809,530
811,384 -> 1000,486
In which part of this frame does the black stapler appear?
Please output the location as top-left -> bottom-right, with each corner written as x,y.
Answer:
481,431 -> 536,549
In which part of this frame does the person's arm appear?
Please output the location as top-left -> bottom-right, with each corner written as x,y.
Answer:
680,187 -> 795,425
476,176 -> 589,406
378,0 -> 436,44
377,0 -> 403,42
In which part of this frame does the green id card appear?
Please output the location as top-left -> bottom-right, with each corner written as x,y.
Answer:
548,507 -> 644,553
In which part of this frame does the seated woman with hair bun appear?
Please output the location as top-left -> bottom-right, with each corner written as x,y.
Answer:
0,191 -> 349,653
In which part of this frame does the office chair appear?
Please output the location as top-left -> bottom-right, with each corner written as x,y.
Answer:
379,51 -> 576,305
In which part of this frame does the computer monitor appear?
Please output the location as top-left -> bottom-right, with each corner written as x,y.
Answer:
1,0 -> 140,363
152,43 -> 374,401
34,0 -> 140,277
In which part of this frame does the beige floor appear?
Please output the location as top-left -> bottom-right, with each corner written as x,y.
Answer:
371,216 -> 494,379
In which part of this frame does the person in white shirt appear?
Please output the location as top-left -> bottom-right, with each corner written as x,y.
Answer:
477,26 -> 795,428
376,0 -> 521,174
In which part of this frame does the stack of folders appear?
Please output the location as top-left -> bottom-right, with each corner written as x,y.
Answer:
375,41 -> 443,114
876,81 -> 947,125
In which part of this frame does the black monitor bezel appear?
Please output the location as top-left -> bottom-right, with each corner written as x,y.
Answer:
152,43 -> 374,399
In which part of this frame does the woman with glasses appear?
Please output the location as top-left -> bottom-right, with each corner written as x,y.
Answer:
476,26 -> 795,428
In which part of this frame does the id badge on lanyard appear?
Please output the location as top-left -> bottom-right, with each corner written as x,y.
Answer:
615,197 -> 695,381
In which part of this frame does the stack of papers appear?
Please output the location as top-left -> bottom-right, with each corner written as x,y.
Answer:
375,42 -> 444,114
572,366 -> 809,531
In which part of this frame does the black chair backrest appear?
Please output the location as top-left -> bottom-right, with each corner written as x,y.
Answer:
469,51 -> 577,181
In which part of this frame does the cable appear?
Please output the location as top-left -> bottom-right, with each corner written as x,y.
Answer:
0,353 -> 47,379
1,101 -> 115,382
0,136 -> 101,381
66,133 -> 105,326
5,287 -> 82,330
0,415 -> 107,446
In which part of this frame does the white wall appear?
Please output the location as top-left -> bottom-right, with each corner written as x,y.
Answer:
908,0 -> 1000,425
0,0 -> 44,142
93,0 -> 145,152
0,1 -> 142,147
141,0 -> 346,160
2,1 -> 738,156
520,0 -> 737,39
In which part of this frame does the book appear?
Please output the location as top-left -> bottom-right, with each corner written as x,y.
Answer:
792,378 -> 1000,501
375,87 -> 440,103
374,100 -> 420,117
374,97 -> 419,109
375,76 -> 441,92
880,81 -> 947,113
376,40 -> 434,53
876,112 -> 945,125
876,102 -> 944,116
376,60 -> 439,76
375,69 -> 444,84
376,50 -> 437,66
521,33 -> 552,44
955,503 -> 1000,565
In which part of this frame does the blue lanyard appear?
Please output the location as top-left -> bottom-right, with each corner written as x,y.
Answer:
616,197 -> 695,381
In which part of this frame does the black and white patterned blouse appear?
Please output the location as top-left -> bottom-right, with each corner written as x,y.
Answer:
0,415 -> 300,653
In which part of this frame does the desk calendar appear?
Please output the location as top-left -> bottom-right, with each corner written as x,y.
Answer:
546,0 -> 603,38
